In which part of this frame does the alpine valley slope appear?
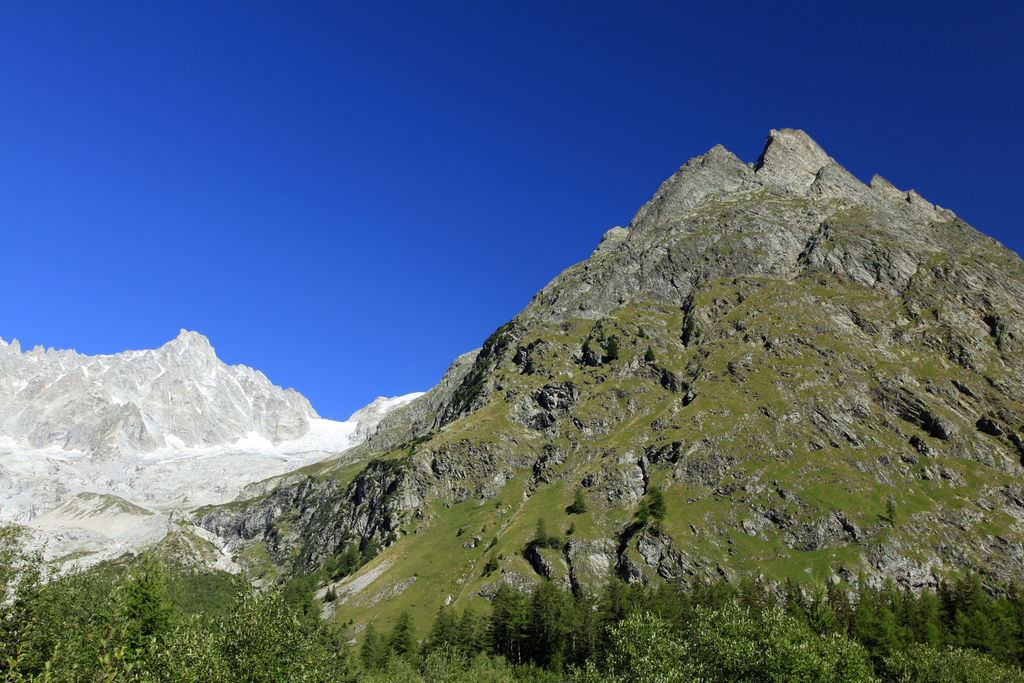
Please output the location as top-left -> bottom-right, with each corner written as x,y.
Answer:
198,129 -> 1024,633
0,329 -> 422,567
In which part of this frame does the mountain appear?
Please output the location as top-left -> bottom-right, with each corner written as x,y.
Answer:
200,129 -> 1024,634
0,329 -> 422,566
0,329 -> 317,457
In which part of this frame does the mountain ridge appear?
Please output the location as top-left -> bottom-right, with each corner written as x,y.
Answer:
0,329 -> 422,567
0,328 -> 317,457
172,130 -> 1024,635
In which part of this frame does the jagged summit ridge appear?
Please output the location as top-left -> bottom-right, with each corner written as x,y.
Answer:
629,128 -> 950,236
524,128 -> 1007,325
753,128 -> 834,193
163,328 -> 217,356
0,329 -> 318,456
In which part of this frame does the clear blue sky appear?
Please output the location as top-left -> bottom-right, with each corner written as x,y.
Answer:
2,2 -> 1021,419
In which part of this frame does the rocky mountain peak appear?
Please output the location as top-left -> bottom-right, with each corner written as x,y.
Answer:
162,329 -> 216,358
753,128 -> 834,194
196,130 -> 1024,620
522,127 -> 1008,325
0,330 -> 318,457
0,337 -> 22,355
627,141 -> 749,234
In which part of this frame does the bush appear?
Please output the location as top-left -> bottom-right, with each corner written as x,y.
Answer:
884,643 -> 1024,682
679,602 -> 874,682
603,611 -> 686,682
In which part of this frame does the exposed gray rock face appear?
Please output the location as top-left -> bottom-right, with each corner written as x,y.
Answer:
0,329 -> 317,456
752,128 -> 833,194
361,349 -> 480,452
628,145 -> 750,234
525,545 -> 572,591
566,538 -> 617,593
347,394 -> 427,444
516,128 -> 1009,327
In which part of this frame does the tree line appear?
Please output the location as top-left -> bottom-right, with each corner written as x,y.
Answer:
399,573 -> 1024,681
4,522 -> 1024,681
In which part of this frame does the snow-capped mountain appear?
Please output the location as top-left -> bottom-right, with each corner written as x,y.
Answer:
0,329 -> 318,457
0,330 -> 423,567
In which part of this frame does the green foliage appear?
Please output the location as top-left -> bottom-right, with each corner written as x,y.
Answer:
603,611 -> 686,681
527,518 -> 563,551
636,486 -> 666,527
603,337 -> 620,362
324,541 -> 363,581
387,611 -> 418,661
13,521 -> 1024,682
567,489 -> 587,515
646,486 -> 666,523
482,554 -> 500,576
280,571 -> 321,626
680,602 -> 874,681
490,585 -> 528,665
167,566 -> 242,617
681,314 -> 697,345
224,587 -> 349,680
532,518 -> 548,548
884,497 -> 898,526
0,525 -> 47,669
644,346 -> 656,363
884,643 -> 1024,682
1,526 -> 348,682
120,553 -> 173,651
361,623 -> 385,670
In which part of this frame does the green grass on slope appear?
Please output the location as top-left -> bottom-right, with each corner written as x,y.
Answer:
288,269 -> 1024,633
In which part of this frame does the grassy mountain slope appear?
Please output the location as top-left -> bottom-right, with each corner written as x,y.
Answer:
196,129 -> 1024,635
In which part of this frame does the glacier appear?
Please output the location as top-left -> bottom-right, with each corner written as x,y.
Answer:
0,330 -> 422,568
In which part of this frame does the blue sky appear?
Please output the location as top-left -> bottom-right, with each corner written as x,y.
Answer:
2,2 -> 1021,419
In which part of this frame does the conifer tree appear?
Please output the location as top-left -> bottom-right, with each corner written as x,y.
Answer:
360,623 -> 383,670
568,488 -> 588,514
806,586 -> 840,635
604,337 -> 620,362
885,497 -> 898,526
647,486 -> 666,523
457,609 -> 483,654
526,580 -> 570,669
120,553 -> 172,652
532,518 -> 549,548
424,606 -> 458,656
638,486 -> 666,529
490,584 -> 528,665
387,611 -> 418,661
